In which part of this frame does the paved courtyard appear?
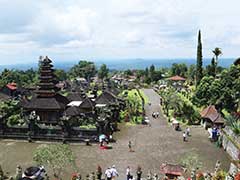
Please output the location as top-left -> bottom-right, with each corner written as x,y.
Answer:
0,89 -> 230,179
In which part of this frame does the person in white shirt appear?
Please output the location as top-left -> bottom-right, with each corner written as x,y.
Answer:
110,165 -> 119,180
183,132 -> 187,142
126,166 -> 132,180
186,127 -> 190,136
105,167 -> 112,180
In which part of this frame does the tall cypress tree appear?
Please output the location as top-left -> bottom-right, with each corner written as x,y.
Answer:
196,30 -> 203,86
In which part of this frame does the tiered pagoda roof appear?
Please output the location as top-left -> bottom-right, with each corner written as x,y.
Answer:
24,57 -> 69,111
36,57 -> 56,97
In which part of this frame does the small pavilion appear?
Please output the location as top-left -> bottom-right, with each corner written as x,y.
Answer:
200,105 -> 225,129
167,75 -> 186,90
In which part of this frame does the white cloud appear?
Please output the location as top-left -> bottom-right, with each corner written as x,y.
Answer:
0,0 -> 240,64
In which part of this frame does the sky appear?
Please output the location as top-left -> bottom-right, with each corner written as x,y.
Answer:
0,0 -> 239,65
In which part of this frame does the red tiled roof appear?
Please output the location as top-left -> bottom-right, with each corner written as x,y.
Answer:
200,105 -> 224,123
6,83 -> 17,90
160,163 -> 184,176
167,75 -> 186,81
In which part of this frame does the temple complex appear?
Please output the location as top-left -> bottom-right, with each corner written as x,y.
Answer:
0,56 -> 124,142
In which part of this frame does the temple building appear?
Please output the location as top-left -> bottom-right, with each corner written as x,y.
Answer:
200,105 -> 225,129
23,57 -> 69,124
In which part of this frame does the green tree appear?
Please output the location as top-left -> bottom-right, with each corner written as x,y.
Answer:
212,47 -> 222,77
149,64 -> 155,81
193,76 -> 215,106
144,67 -> 151,84
196,30 -> 203,86
68,61 -> 96,81
206,57 -> 217,77
98,64 -> 109,79
212,47 -> 222,66
54,69 -> 67,81
0,68 -> 37,87
124,69 -> 133,77
187,64 -> 196,84
152,70 -> 163,82
33,144 -> 76,179
193,65 -> 240,112
171,63 -> 188,77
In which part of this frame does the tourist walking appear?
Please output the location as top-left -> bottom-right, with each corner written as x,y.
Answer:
128,141 -> 132,152
126,166 -> 132,180
96,165 -> 102,180
186,127 -> 190,136
136,166 -> 142,180
105,167 -> 112,180
110,165 -> 119,180
152,112 -> 156,118
183,132 -> 187,142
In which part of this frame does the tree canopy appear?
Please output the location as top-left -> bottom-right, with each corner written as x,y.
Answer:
196,30 -> 203,86
98,64 -> 109,79
68,61 -> 96,81
33,144 -> 76,179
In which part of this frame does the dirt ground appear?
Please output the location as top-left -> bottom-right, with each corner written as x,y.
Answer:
0,89 -> 230,179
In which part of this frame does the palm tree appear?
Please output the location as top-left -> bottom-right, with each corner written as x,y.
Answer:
212,47 -> 222,76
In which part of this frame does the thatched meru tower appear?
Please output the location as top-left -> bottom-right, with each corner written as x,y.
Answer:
23,57 -> 69,124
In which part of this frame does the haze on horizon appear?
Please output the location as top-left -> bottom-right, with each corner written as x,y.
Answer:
0,0 -> 239,65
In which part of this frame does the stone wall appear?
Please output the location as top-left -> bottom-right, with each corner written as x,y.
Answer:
222,126 -> 240,161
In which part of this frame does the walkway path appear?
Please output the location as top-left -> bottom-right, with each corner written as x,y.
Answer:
0,89 -> 230,179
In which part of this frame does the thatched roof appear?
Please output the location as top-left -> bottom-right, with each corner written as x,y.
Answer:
200,105 -> 224,123
23,94 -> 69,110
108,87 -> 121,96
67,92 -> 84,101
65,106 -> 82,116
95,91 -> 118,105
80,97 -> 95,109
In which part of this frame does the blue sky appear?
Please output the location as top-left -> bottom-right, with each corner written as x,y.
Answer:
0,0 -> 239,65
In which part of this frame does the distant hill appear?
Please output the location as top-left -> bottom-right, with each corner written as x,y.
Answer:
0,58 -> 235,72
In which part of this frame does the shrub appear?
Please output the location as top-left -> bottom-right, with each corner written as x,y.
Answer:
225,115 -> 240,135
212,170 -> 227,180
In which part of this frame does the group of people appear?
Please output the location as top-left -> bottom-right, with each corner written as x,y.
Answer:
183,127 -> 191,142
72,165 -> 142,180
151,112 -> 159,119
71,165 -> 163,180
105,165 -> 143,180
104,165 -> 119,180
